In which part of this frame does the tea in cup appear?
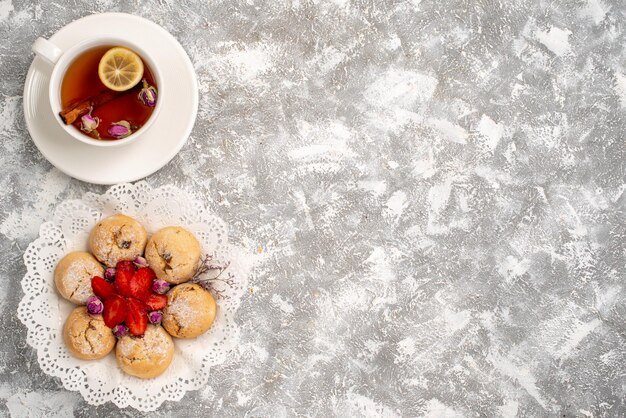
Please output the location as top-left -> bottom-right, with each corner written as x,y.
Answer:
32,37 -> 163,147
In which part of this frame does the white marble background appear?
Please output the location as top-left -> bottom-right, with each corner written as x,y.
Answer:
1,0 -> 626,416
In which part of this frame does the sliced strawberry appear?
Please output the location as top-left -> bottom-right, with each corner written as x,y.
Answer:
114,265 -> 133,297
144,293 -> 168,311
102,294 -> 128,328
91,276 -> 115,299
126,297 -> 148,336
130,267 -> 156,301
116,260 -> 135,273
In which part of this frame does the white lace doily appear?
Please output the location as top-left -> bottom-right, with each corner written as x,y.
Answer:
17,182 -> 251,411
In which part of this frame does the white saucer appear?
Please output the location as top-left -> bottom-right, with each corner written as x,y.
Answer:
23,13 -> 198,185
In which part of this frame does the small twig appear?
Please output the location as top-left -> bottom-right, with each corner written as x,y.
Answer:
191,254 -> 234,299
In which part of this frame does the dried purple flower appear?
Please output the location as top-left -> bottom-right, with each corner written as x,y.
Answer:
152,279 -> 170,295
112,324 -> 128,338
104,267 -> 116,281
133,256 -> 148,268
148,311 -> 163,325
86,296 -> 103,315
80,107 -> 100,133
138,79 -> 158,107
108,120 -> 132,139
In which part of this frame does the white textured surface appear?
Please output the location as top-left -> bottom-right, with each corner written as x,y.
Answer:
1,0 -> 626,416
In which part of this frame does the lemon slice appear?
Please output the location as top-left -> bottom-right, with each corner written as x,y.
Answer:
98,47 -> 144,91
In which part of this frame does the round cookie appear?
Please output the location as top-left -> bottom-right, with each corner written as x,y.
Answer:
162,283 -> 216,339
145,226 -> 201,284
89,214 -> 148,267
116,325 -> 174,379
54,251 -> 103,304
63,307 -> 116,360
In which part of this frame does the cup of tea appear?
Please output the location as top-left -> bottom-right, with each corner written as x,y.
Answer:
32,37 -> 163,147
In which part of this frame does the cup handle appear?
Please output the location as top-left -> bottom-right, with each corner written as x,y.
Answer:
32,37 -> 63,65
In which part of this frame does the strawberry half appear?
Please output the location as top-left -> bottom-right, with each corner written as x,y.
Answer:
91,276 -> 115,299
116,260 -> 134,273
103,294 -> 128,328
126,297 -> 148,337
130,267 -> 155,301
144,293 -> 168,311
114,261 -> 134,297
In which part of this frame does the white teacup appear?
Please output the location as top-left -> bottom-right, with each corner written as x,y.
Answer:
32,37 -> 163,147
